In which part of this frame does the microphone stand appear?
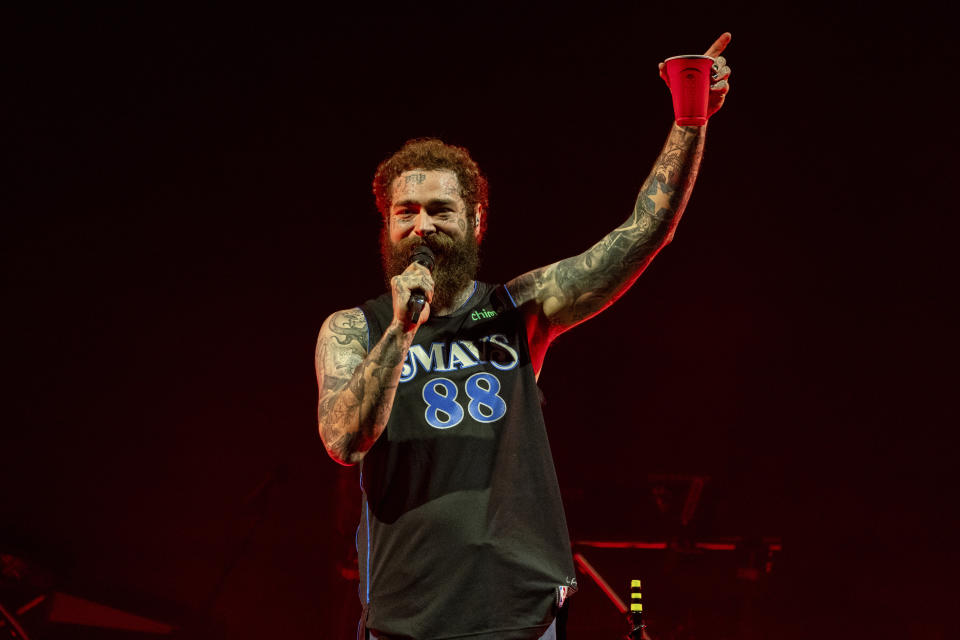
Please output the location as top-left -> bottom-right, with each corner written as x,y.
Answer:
626,579 -> 646,640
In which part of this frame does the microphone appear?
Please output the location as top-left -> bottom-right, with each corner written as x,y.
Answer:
408,245 -> 435,324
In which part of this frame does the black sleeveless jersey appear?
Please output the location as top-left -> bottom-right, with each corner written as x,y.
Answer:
357,282 -> 577,640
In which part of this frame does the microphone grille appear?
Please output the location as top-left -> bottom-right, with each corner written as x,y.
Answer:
411,245 -> 435,270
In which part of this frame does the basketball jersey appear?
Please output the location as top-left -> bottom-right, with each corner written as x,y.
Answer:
356,281 -> 577,640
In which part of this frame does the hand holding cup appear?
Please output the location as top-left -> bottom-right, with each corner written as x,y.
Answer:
659,33 -> 732,125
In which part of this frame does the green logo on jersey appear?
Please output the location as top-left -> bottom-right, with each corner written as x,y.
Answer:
470,308 -> 497,322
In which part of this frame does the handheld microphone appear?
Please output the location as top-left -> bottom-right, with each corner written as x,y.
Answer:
408,245 -> 435,324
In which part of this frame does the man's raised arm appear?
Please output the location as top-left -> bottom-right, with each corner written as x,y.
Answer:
506,34 -> 731,351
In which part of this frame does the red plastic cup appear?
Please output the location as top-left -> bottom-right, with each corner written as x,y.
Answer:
664,55 -> 715,126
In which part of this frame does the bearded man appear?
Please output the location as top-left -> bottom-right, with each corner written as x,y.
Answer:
316,33 -> 732,640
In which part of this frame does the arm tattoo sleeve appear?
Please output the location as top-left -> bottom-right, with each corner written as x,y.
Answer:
316,309 -> 410,464
509,124 -> 707,332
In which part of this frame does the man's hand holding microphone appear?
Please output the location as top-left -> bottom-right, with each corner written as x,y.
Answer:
390,245 -> 435,332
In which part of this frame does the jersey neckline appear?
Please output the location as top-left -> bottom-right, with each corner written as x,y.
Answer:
430,280 -> 480,319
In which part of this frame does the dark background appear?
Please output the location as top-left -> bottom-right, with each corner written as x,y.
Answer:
3,3 -> 957,639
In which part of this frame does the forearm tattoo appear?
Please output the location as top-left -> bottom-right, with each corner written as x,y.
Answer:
316,309 -> 407,463
511,125 -> 706,329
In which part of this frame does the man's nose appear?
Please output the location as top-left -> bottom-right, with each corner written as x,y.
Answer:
413,209 -> 435,236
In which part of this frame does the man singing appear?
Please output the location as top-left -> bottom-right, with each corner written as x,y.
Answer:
316,33 -> 732,640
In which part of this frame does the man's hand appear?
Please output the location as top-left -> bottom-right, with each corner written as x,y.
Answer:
390,261 -> 434,332
659,32 -> 732,119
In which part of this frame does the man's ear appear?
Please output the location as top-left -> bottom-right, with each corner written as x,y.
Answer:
473,204 -> 483,240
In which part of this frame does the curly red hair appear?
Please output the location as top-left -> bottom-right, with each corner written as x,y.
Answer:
372,138 -> 489,241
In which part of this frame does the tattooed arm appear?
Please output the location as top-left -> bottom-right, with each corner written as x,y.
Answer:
316,261 -> 435,465
507,34 -> 731,371
315,309 -> 414,465
506,123 -> 707,367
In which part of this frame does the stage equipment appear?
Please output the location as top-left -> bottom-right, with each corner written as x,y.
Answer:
564,472 -> 783,639
1,551 -> 179,638
627,579 -> 645,640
